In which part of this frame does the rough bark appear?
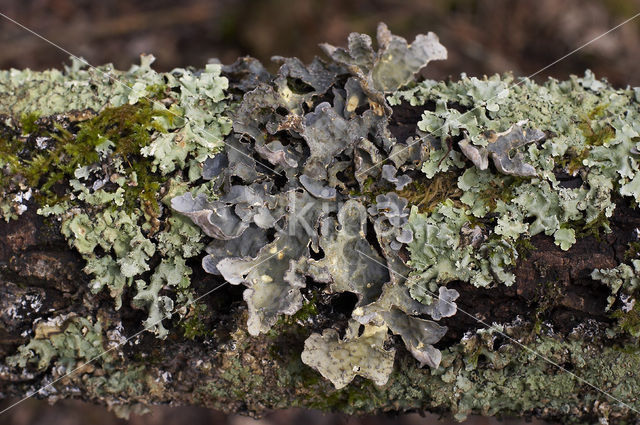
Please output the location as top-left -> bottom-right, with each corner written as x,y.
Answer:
0,101 -> 639,423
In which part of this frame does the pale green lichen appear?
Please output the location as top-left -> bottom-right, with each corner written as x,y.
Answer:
320,22 -> 447,95
406,200 -> 516,292
43,174 -> 207,337
389,68 -> 638,285
6,314 -> 151,417
592,260 -> 640,311
1,54 -> 231,339
140,63 -> 232,175
301,321 -> 395,389
132,256 -> 192,338
6,315 -> 107,370
0,54 -> 164,116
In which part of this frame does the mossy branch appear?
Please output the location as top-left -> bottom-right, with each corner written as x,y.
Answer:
2,25 -> 640,424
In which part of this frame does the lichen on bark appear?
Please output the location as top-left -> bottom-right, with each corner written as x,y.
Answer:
1,22 -> 640,424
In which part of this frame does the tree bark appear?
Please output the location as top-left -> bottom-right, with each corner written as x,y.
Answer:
0,105 -> 638,424
1,55 -> 640,423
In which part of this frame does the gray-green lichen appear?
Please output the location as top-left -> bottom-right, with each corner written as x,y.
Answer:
5,313 -> 157,418
3,21 -> 640,421
6,314 -> 107,370
176,22 -> 640,392
301,320 -> 395,389
592,260 -> 640,311
191,316 -> 640,423
1,54 -> 231,338
407,200 -> 516,291
172,24 -> 457,389
388,67 -> 640,259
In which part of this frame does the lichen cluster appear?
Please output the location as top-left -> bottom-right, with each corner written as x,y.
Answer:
173,24 -> 458,387
389,64 -> 640,346
3,312 -> 151,416
390,70 -> 640,254
1,55 -> 230,338
2,21 -> 640,415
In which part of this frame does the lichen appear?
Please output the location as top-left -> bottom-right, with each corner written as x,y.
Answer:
592,260 -> 640,328
301,320 -> 395,389
192,315 -> 640,422
1,54 -> 230,339
0,54 -> 167,116
6,315 -> 108,370
407,200 -> 516,291
6,314 -> 151,417
173,25 -> 454,388
175,23 -> 640,391
320,22 -> 447,94
389,67 -> 640,258
3,21 -> 640,410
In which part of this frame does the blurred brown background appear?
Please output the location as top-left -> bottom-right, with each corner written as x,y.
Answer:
1,0 -> 639,424
0,398 -> 551,425
1,0 -> 640,86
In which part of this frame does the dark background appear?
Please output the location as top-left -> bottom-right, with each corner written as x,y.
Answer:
1,0 -> 640,86
1,0 -> 639,424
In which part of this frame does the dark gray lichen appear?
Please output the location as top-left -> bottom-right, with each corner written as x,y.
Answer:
172,24 -> 455,387
458,121 -> 545,177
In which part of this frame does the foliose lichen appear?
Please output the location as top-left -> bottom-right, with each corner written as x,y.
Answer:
172,23 -> 456,388
6,314 -> 108,371
175,22 -> 640,390
3,20 -> 640,407
1,54 -> 230,338
5,313 -> 155,418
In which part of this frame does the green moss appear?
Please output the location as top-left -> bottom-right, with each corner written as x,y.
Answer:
307,379 -> 385,411
532,281 -> 564,334
396,172 -> 462,213
19,111 -> 40,135
566,210 -> 611,241
1,99 -> 173,210
479,175 -> 526,212
288,298 -> 318,324
612,303 -> 640,338
514,237 -> 536,261
349,176 -> 378,201
565,108 -> 615,173
565,146 -> 590,174
579,111 -> 615,148
144,83 -> 169,100
0,135 -> 21,169
612,304 -> 640,338
181,304 -> 213,340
